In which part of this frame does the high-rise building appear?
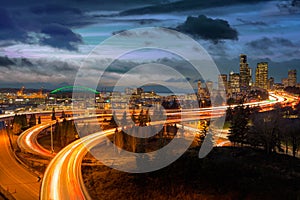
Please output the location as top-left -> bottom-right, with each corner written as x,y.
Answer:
197,81 -> 202,95
136,87 -> 144,95
206,81 -> 213,93
218,74 -> 228,93
229,72 -> 240,94
255,62 -> 268,90
197,81 -> 205,97
239,54 -> 251,90
282,78 -> 289,88
268,77 -> 274,90
288,69 -> 297,87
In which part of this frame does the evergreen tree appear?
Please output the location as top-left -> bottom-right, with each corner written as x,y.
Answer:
51,108 -> 56,120
109,111 -> 118,128
61,110 -> 66,119
145,109 -> 151,125
228,105 -> 250,146
121,111 -> 127,128
131,109 -> 137,125
138,109 -> 145,126
29,114 -> 36,127
114,129 -> 124,153
12,114 -> 28,134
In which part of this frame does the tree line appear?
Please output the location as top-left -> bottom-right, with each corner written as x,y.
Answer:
108,108 -> 179,153
227,103 -> 300,157
12,114 -> 41,135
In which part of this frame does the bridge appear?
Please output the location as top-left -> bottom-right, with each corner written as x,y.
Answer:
50,86 -> 100,94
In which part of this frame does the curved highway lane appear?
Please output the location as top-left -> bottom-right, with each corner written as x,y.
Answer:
0,129 -> 40,200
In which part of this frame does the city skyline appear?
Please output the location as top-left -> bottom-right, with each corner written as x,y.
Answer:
0,0 -> 300,90
1,1 -> 300,199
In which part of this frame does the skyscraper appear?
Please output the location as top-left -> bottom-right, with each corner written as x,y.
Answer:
239,54 -> 251,90
229,72 -> 240,94
206,81 -> 213,93
268,77 -> 274,90
197,81 -> 205,97
282,78 -> 289,88
288,69 -> 297,87
218,74 -> 228,93
255,62 -> 268,90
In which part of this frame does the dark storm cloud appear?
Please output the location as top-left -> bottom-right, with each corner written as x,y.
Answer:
0,5 -> 89,50
30,4 -> 82,15
26,4 -> 94,28
40,24 -> 83,51
0,8 -> 28,42
0,56 -> 15,67
176,15 -> 238,42
2,0 -> 156,50
247,37 -> 296,49
120,0 -> 273,15
0,57 -> 79,83
165,77 -> 191,83
0,0 -> 166,50
236,18 -> 267,26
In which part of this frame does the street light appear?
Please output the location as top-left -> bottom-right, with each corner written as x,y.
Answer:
50,123 -> 54,154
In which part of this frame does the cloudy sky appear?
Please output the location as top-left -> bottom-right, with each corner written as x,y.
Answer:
0,0 -> 300,91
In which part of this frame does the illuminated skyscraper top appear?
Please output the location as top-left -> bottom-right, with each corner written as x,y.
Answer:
239,54 -> 251,90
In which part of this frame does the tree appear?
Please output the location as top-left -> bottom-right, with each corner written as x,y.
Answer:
194,120 -> 210,147
12,122 -> 22,135
138,109 -> 146,126
145,109 -> 151,125
109,111 -> 117,128
127,127 -> 137,153
12,114 -> 28,135
29,114 -> 36,127
170,98 -> 180,109
225,107 -> 233,122
131,109 -> 137,125
286,119 -> 300,157
228,105 -> 251,146
52,108 -> 56,120
121,111 -> 128,128
114,129 -> 124,153
54,120 -> 61,147
248,110 -> 282,154
61,110 -> 66,119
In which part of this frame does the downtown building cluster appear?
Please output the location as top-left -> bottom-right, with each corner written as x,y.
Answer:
197,54 -> 298,100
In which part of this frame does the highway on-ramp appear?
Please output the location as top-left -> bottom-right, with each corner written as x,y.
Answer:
0,130 -> 40,200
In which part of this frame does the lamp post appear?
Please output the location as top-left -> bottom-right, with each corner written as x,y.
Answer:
50,123 -> 54,153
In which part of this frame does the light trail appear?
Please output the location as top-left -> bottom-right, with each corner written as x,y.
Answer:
9,92 -> 295,199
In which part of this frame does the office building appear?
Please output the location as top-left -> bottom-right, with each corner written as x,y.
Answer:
239,54 -> 251,90
218,74 -> 228,93
229,72 -> 240,94
288,69 -> 297,87
255,62 -> 268,90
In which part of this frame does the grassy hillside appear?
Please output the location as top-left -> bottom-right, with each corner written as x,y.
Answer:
82,147 -> 300,200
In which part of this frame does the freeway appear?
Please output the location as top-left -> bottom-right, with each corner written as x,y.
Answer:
0,91 -> 293,200
39,121 -> 234,200
40,128 -> 116,200
40,92 -> 295,199
0,91 -> 290,200
0,129 -> 40,200
17,123 -> 56,158
16,92 -> 288,158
